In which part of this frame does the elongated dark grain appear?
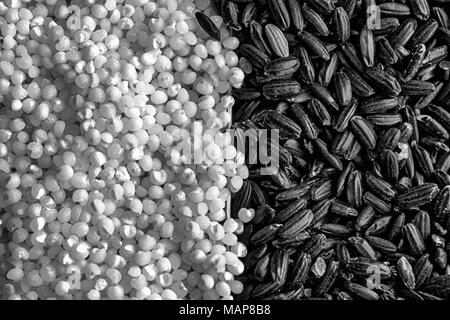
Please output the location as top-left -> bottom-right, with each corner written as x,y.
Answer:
227,0 -> 450,301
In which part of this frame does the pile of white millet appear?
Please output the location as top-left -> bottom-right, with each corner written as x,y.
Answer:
0,0 -> 253,300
